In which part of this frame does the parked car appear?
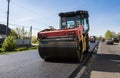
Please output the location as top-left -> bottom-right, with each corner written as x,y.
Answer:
89,36 -> 96,42
113,37 -> 119,43
106,39 -> 114,45
118,36 -> 120,41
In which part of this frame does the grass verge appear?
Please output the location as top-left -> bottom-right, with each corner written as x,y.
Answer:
0,46 -> 38,55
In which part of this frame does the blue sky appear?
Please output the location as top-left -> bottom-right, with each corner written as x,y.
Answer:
0,0 -> 120,37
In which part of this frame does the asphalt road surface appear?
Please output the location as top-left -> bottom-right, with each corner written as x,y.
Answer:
91,42 -> 120,78
0,42 -> 97,78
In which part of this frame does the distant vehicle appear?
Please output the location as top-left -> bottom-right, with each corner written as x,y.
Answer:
113,37 -> 119,43
118,36 -> 120,41
89,36 -> 96,42
102,38 -> 105,42
106,39 -> 114,45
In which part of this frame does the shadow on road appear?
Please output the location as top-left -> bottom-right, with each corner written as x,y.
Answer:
92,54 -> 120,73
44,58 -> 80,64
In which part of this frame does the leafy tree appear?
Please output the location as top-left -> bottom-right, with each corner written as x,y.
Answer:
15,27 -> 21,38
15,27 -> 28,39
96,36 -> 102,41
104,30 -> 119,39
21,27 -> 28,39
2,36 -> 16,51
105,30 -> 113,39
117,32 -> 120,36
111,32 -> 117,37
9,29 -> 18,38
8,28 -> 28,39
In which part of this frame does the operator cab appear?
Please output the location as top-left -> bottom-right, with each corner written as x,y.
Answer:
59,10 -> 89,34
60,16 -> 81,29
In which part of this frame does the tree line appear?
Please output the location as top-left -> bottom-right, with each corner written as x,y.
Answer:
104,30 -> 120,39
10,27 -> 31,39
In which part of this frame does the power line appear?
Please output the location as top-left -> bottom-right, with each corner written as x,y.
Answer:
1,0 -> 42,31
0,22 -> 41,31
12,1 -> 41,16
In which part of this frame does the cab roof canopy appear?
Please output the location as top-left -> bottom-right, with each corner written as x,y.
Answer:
59,10 -> 89,18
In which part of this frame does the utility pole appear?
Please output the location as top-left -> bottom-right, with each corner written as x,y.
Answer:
30,26 -> 32,38
6,0 -> 10,36
29,26 -> 32,45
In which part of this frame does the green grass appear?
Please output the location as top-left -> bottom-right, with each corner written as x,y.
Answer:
0,46 -> 38,55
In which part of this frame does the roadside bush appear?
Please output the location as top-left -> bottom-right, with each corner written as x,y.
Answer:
2,36 -> 16,51
0,48 -> 3,52
32,36 -> 39,44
